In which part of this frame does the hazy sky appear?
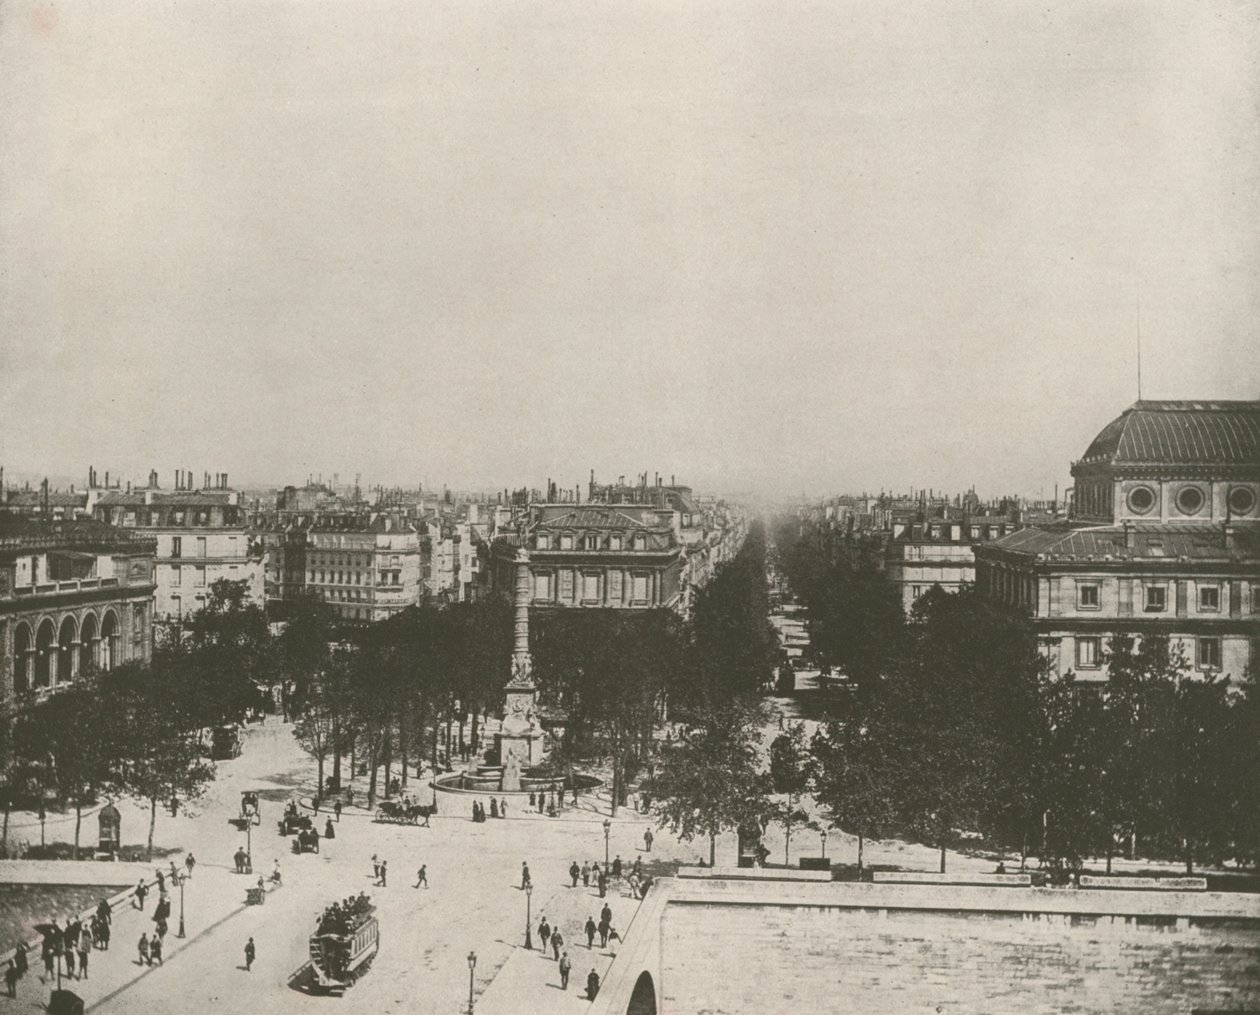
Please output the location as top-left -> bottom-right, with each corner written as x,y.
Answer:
2,1 -> 1257,500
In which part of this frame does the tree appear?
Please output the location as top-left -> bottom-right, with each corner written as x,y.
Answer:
768,723 -> 812,864
650,702 -> 771,866
105,662 -> 215,860
14,685 -> 119,858
811,716 -> 898,874
179,578 -> 273,728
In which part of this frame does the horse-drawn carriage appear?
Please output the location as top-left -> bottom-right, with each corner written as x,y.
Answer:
373,799 -> 434,827
294,827 -> 320,853
279,800 -> 311,836
240,791 -> 261,826
308,897 -> 378,993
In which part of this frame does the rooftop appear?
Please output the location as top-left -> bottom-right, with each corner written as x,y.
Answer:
1076,399 -> 1260,470
983,520 -> 1259,562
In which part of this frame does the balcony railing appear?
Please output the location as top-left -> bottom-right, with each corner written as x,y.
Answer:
8,576 -> 121,597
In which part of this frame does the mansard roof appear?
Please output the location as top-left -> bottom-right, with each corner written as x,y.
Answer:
981,520 -> 1259,564
533,507 -> 667,530
1075,400 -> 1260,471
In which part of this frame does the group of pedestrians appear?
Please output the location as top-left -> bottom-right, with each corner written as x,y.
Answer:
568,857 -> 620,898
472,798 -> 507,822
6,854 -> 198,998
537,906 -> 615,998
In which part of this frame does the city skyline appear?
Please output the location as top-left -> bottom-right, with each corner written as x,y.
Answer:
3,1 -> 1257,498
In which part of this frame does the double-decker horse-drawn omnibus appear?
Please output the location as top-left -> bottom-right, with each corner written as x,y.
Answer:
308,897 -> 379,993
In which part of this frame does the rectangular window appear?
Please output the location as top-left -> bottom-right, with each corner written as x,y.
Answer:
633,535 -> 646,551
1077,583 -> 1100,609
196,536 -> 207,558
1076,637 -> 1101,669
534,572 -> 552,601
631,573 -> 650,603
171,536 -> 182,558
911,585 -> 924,600
171,564 -> 181,586
194,566 -> 206,587
1197,637 -> 1222,670
609,535 -> 622,551
560,534 -> 574,550
582,572 -> 600,602
1144,585 -> 1167,612
1198,585 -> 1220,612
536,533 -> 550,550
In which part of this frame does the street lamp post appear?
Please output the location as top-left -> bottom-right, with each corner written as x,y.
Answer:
603,818 -> 611,870
524,882 -> 533,949
821,828 -> 828,859
246,819 -> 252,873
467,951 -> 477,1015
178,873 -> 186,938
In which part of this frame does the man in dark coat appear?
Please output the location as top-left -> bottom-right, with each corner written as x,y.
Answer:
559,951 -> 572,989
569,861 -> 580,887
586,969 -> 600,1000
521,862 -> 531,890
612,855 -> 622,880
244,937 -> 255,972
551,929 -> 563,961
584,916 -> 596,948
538,917 -> 550,955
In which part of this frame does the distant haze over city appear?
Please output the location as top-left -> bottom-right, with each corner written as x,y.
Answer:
2,1 -> 1257,498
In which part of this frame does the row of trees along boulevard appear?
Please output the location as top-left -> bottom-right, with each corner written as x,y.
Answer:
773,512 -> 1260,876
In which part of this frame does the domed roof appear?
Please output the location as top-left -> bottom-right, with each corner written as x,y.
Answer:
1076,400 -> 1260,471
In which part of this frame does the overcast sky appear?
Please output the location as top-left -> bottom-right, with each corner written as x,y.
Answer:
1,1 -> 1257,500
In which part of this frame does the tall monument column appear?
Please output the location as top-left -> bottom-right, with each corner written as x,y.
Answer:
498,548 -> 544,788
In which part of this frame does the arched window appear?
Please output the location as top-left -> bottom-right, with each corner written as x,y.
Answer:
100,611 -> 119,671
12,623 -> 33,696
34,618 -> 56,689
57,615 -> 78,684
79,612 -> 99,675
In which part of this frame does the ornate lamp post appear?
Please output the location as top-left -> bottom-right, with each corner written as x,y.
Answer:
467,951 -> 477,1014
524,882 -> 533,949
603,818 -> 611,869
177,872 -> 186,938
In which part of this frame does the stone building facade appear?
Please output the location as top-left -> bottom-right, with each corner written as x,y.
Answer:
975,400 -> 1260,681
0,517 -> 155,713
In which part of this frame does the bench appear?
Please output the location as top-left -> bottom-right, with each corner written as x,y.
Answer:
1078,875 -> 1207,892
873,871 -> 1033,887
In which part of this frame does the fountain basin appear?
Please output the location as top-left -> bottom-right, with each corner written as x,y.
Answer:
434,768 -> 602,796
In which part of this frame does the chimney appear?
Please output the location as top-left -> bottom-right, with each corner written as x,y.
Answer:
105,471 -> 110,488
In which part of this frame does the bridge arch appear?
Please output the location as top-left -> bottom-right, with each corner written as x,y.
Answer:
626,971 -> 656,1015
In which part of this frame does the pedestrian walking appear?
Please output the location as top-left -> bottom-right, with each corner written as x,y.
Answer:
600,902 -> 612,927
64,946 -> 76,979
572,783 -> 578,806
490,798 -> 498,819
134,880 -> 148,911
325,818 -> 335,839
234,847 -> 247,873
4,962 -> 18,998
377,860 -> 388,887
414,865 -> 428,889
559,951 -> 571,989
631,857 -> 642,878
585,916 -> 596,948
372,854 -> 380,880
586,969 -> 600,1000
537,793 -> 544,814
569,861 -> 580,887
521,862 -> 531,890
598,869 -> 608,899
78,926 -> 92,979
14,941 -> 27,979
551,929 -> 563,961
644,827 -> 654,852
185,853 -> 196,879
156,869 -> 165,893
137,934 -> 149,967
598,914 -> 610,948
150,935 -> 163,965
612,855 -> 622,880
528,791 -> 536,808
244,937 -> 255,972
41,940 -> 53,982
334,799 -> 342,822
96,898 -> 112,929
581,862 -> 590,887
607,925 -> 621,952
538,917 -> 551,955
499,798 -> 507,818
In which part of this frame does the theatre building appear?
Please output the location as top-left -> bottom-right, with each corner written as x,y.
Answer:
975,400 -> 1260,681
0,517 -> 156,713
